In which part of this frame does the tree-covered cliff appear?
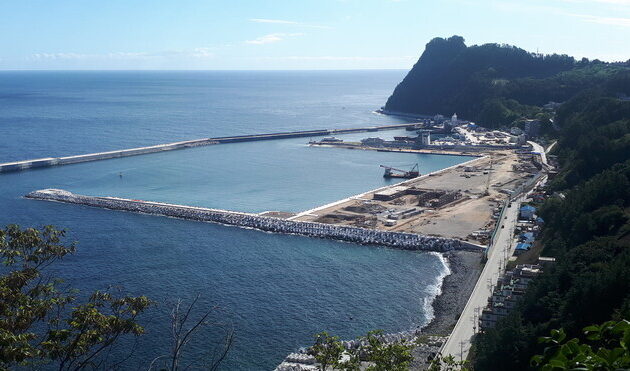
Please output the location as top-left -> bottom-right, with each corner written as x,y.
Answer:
384,36 -> 630,128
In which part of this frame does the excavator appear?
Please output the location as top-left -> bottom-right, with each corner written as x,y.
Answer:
380,163 -> 420,179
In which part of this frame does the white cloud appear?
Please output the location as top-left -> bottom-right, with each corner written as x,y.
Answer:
592,0 -> 630,3
190,47 -> 214,58
570,13 -> 630,26
558,0 -> 630,4
493,1 -> 630,27
248,18 -> 331,29
250,18 -> 299,25
28,48 -> 215,61
245,33 -> 303,45
30,52 -> 93,60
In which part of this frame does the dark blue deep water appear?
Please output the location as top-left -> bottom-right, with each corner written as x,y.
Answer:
0,71 -> 469,370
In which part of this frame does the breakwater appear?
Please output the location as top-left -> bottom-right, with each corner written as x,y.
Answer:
25,189 -> 481,252
0,123 -> 416,174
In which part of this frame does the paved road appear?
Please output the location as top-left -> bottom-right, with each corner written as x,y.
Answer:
440,194 -> 524,360
528,141 -> 548,166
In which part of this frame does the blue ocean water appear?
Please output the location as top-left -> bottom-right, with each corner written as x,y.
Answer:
0,71 -> 468,369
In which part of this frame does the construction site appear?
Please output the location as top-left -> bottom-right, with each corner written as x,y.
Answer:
289,149 -> 540,244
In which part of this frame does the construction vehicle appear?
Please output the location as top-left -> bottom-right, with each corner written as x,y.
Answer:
380,163 -> 420,179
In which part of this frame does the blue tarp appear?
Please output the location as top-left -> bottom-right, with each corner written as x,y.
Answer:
520,205 -> 536,212
516,243 -> 532,251
520,232 -> 535,243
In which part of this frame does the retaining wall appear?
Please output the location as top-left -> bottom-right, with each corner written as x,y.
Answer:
26,189 -> 482,253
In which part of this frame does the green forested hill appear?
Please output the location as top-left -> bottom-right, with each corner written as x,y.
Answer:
472,90 -> 630,370
384,36 -> 630,129
385,36 -> 630,369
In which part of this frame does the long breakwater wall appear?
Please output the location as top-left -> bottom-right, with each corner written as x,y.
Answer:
25,189 -> 481,253
0,123 -> 416,174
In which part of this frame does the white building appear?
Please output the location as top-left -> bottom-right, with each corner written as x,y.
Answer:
418,130 -> 431,146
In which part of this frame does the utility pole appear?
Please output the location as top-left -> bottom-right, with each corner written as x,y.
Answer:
474,307 -> 482,334
484,159 -> 492,196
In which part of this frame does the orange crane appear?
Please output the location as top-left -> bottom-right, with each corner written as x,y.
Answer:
380,163 -> 420,179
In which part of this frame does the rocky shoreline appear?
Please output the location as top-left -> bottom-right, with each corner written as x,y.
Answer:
411,250 -> 483,369
422,250 -> 483,335
275,250 -> 483,370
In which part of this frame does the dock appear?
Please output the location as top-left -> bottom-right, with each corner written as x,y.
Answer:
0,123 -> 416,174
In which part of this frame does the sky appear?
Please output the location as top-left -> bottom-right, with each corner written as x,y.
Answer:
1,0 -> 629,70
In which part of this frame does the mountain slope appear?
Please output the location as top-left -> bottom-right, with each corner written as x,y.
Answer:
384,36 -> 629,128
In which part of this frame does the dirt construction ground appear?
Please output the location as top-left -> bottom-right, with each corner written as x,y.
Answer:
291,149 -> 537,243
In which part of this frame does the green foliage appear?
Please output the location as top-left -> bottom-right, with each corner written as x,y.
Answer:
531,320 -> 630,369
427,354 -> 469,371
361,330 -> 413,371
471,72 -> 630,370
311,332 -> 345,371
310,330 -> 414,371
477,98 -> 541,128
385,35 -> 630,371
550,91 -> 630,189
0,225 -> 152,370
385,35 -> 630,129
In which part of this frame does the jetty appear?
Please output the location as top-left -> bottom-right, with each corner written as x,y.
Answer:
0,123 -> 416,174
25,189 -> 483,253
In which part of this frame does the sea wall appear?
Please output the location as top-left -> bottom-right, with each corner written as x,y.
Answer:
0,138 -> 217,173
1,124 -> 416,174
25,189 -> 481,253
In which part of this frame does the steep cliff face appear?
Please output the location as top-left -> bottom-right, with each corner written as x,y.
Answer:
383,36 -> 621,127
384,36 -> 467,115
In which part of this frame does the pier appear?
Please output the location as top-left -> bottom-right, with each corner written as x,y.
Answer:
0,123 -> 416,174
25,189 -> 483,253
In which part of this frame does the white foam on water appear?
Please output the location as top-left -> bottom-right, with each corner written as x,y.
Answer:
422,251 -> 452,325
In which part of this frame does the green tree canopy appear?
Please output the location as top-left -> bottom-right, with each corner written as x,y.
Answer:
0,225 -> 152,370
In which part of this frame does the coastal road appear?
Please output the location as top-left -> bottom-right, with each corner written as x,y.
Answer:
440,194 -> 524,361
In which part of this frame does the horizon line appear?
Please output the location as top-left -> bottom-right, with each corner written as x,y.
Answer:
0,68 -> 409,72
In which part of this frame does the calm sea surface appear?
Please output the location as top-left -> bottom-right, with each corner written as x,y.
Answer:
0,71 -> 470,370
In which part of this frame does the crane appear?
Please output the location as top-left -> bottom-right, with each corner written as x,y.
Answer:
380,163 -> 420,179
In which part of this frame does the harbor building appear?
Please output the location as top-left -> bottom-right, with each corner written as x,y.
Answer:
416,130 -> 432,147
480,264 -> 543,330
524,119 -> 541,138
